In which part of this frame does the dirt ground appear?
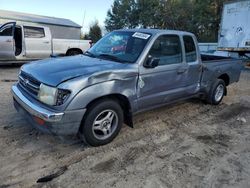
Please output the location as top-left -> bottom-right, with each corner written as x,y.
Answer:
0,65 -> 250,188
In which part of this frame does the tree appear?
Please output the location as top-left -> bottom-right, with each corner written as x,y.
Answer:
81,32 -> 88,40
88,21 -> 102,43
105,0 -> 138,31
105,0 -> 230,42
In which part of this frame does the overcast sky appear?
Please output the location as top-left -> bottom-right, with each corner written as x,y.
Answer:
0,0 -> 114,33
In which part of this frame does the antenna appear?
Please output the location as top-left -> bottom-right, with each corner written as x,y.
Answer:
82,10 -> 86,29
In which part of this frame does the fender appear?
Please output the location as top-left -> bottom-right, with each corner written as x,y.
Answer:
66,78 -> 138,112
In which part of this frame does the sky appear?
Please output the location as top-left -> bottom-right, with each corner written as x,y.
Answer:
0,0 -> 114,33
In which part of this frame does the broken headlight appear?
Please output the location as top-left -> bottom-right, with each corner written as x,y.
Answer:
56,89 -> 71,106
38,83 -> 70,106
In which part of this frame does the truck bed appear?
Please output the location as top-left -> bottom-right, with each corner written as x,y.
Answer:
200,54 -> 243,94
201,54 -> 232,62
52,39 -> 91,55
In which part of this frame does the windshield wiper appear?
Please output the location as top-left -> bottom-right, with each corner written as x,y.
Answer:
83,51 -> 96,58
98,54 -> 128,63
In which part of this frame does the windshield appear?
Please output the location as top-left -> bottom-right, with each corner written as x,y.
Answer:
87,31 -> 152,63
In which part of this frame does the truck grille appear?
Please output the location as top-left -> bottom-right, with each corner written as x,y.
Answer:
18,71 -> 41,96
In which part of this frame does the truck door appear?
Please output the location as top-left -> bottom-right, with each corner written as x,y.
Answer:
137,34 -> 188,110
182,35 -> 202,95
24,26 -> 51,58
0,22 -> 16,60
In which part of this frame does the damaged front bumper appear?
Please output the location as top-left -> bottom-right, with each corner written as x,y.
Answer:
11,84 -> 86,135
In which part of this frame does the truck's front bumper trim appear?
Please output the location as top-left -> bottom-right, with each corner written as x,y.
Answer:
12,85 -> 64,122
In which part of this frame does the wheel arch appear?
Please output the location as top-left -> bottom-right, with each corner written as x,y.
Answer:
218,73 -> 230,86
66,48 -> 83,56
82,94 -> 133,129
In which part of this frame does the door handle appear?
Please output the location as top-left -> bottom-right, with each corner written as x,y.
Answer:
202,64 -> 208,71
177,67 -> 188,74
5,39 -> 12,43
43,41 -> 50,44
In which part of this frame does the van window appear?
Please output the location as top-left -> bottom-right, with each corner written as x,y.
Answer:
0,26 -> 13,36
24,26 -> 45,38
183,36 -> 197,62
149,35 -> 182,66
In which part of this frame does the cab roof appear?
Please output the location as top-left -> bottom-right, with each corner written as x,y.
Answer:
116,28 -> 194,36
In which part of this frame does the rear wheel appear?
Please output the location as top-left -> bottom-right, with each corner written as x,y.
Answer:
66,49 -> 82,56
80,99 -> 123,146
207,79 -> 226,105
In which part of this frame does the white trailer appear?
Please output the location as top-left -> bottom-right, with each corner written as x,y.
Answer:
218,0 -> 250,55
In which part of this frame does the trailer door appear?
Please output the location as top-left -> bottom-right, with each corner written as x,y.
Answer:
0,22 -> 16,60
24,26 -> 51,58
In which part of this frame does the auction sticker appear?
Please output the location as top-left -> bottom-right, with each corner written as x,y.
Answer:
132,32 -> 150,40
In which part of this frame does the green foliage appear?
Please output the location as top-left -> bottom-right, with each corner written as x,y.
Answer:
105,0 -> 138,31
88,21 -> 102,43
81,32 -> 88,40
105,0 -> 230,42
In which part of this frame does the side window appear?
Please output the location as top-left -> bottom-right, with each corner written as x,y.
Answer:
183,36 -> 197,62
149,35 -> 182,66
24,26 -> 45,38
0,26 -> 13,36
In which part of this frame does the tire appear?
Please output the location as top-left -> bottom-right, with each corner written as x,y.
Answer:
67,50 -> 82,56
80,99 -> 124,146
207,79 -> 226,105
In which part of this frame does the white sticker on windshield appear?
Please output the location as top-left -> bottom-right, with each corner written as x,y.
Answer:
132,32 -> 150,40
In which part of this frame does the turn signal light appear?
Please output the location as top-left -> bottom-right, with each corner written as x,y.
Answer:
33,116 -> 45,125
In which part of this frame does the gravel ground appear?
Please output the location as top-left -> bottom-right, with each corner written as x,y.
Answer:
0,65 -> 250,188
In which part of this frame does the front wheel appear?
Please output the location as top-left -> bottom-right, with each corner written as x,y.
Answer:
207,79 -> 226,105
79,99 -> 123,146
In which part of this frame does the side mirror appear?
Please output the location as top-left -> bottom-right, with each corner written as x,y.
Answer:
143,55 -> 159,68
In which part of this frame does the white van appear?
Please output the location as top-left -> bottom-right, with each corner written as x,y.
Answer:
0,22 -> 92,62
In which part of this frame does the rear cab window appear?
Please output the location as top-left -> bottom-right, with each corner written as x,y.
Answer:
148,35 -> 183,66
24,26 -> 45,38
183,35 -> 197,63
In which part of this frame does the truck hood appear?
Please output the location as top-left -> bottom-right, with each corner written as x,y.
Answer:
21,55 -> 136,86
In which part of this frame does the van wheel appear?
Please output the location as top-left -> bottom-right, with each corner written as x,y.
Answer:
67,49 -> 82,56
79,99 -> 123,146
207,79 -> 226,105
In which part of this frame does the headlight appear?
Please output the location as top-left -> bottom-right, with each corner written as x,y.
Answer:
38,84 -> 71,106
38,84 -> 57,105
56,89 -> 71,106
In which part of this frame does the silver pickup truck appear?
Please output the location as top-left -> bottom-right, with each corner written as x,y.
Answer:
12,29 -> 242,146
